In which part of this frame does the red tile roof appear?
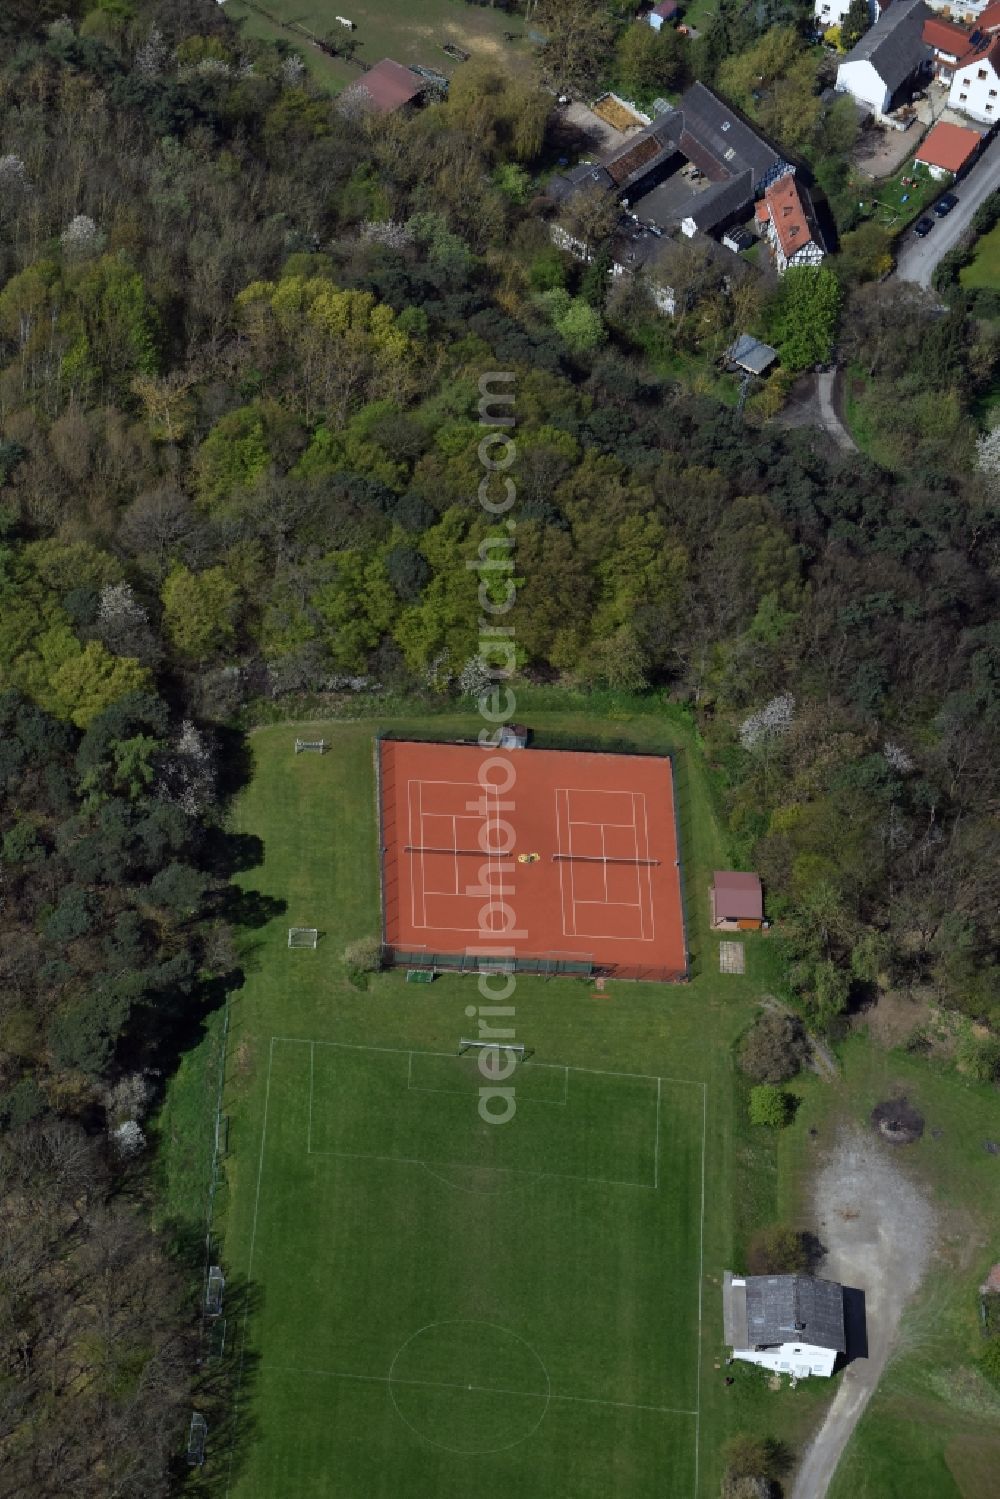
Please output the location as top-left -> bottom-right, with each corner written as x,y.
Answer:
712,871 -> 763,921
978,1 -> 1000,31
915,119 -> 984,173
922,17 -> 971,56
955,32 -> 1000,75
764,173 -> 817,261
353,58 -> 423,115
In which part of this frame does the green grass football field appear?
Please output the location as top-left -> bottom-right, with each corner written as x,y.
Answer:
241,1034 -> 706,1496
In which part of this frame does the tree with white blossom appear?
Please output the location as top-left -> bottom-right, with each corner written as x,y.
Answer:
458,655 -> 493,699
360,220 -> 414,251
883,741 -> 913,774
95,581 -> 160,665
739,693 -> 795,751
975,424 -> 1000,493
135,26 -> 168,78
156,719 -> 216,816
111,1120 -> 146,1159
61,214 -> 104,261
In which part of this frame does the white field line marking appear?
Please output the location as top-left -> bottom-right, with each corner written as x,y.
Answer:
407,1082 -> 569,1107
307,1146 -> 656,1192
270,1035 -> 706,1088
225,1035 -> 276,1499
654,1076 -> 661,1192
694,1080 -> 707,1499
307,1041 -> 315,1155
267,1363 -> 698,1420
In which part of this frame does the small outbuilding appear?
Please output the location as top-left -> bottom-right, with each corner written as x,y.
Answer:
914,120 -> 985,179
725,335 -> 778,378
724,1271 -> 847,1378
648,0 -> 680,28
711,870 -> 763,929
340,58 -> 425,116
499,723 -> 530,750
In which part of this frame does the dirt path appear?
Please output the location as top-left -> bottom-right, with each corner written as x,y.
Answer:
790,1130 -> 934,1499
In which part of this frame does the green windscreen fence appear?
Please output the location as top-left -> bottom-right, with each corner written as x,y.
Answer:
391,951 -> 594,978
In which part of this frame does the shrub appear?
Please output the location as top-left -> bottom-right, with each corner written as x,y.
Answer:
979,1337 -> 1000,1389
739,1010 -> 811,1084
748,1084 -> 792,1128
343,935 -> 383,973
747,1224 -> 810,1275
956,1032 -> 1000,1083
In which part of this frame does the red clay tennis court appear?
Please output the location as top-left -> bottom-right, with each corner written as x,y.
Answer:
378,739 -> 688,981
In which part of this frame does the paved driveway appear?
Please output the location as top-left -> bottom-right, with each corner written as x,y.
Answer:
894,134 -> 1000,290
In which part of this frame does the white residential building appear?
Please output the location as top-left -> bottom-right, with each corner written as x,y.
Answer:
835,0 -> 934,114
723,1272 -> 847,1379
814,0 -> 882,32
949,33 -> 1000,119
757,173 -> 826,273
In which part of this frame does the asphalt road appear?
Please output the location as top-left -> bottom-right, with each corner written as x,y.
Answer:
894,133 -> 1000,290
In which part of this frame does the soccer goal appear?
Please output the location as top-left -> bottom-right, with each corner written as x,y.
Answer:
205,1265 -> 225,1318
288,927 -> 319,948
294,738 -> 328,754
186,1413 -> 208,1467
459,1038 -> 526,1063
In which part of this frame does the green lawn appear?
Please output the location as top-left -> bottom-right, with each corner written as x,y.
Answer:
960,222 -> 1000,290
855,161 -> 938,231
226,0 -> 529,94
161,702 -> 839,1496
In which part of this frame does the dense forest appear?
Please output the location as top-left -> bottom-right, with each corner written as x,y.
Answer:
0,0 -> 998,1492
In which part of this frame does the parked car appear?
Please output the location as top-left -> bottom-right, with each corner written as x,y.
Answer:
934,193 -> 959,216
913,216 -> 934,238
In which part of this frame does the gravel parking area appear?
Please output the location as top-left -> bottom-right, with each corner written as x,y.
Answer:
790,1129 -> 935,1499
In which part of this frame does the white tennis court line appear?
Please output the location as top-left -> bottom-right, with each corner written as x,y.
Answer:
555,786 -> 658,944
232,1039 -> 708,1497
267,1361 -> 699,1420
554,788 -> 574,937
405,776 -> 507,932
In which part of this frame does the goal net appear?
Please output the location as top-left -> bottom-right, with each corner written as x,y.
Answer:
288,928 -> 319,948
459,1039 -> 525,1062
294,738 -> 328,754
205,1265 -> 225,1317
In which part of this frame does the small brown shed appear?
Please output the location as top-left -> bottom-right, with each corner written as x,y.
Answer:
711,871 -> 763,931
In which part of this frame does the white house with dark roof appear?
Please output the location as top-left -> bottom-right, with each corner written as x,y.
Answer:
723,1272 -> 847,1378
836,0 -> 934,114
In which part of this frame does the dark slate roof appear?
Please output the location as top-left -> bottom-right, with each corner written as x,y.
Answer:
678,82 -> 788,191
841,0 -> 934,93
741,1275 -> 846,1353
546,162 -> 615,201
684,172 -> 756,232
603,115 -> 680,192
